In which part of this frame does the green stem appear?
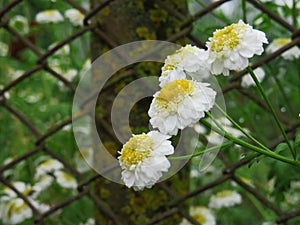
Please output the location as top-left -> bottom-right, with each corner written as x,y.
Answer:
247,66 -> 296,159
200,119 -> 300,168
168,141 -> 233,160
242,0 -> 247,23
214,104 -> 270,152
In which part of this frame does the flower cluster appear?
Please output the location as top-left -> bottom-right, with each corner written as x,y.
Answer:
35,9 -> 84,26
208,190 -> 242,208
0,182 -> 49,225
118,20 -> 268,191
0,158 -> 78,224
35,158 -> 78,189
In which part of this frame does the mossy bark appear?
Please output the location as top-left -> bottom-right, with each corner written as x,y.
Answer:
90,1 -> 190,224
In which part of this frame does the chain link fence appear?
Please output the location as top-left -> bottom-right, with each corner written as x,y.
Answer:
0,0 -> 300,224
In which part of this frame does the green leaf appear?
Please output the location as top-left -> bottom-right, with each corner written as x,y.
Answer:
274,143 -> 288,154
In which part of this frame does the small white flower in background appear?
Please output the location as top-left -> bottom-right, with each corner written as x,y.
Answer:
241,67 -> 265,88
209,190 -> 242,208
36,10 -> 64,23
54,170 -> 77,189
1,182 -> 34,201
35,158 -> 64,179
206,20 -> 268,76
118,131 -> 174,191
9,15 -> 29,35
0,198 -> 32,225
33,174 -> 54,192
159,44 -> 210,87
193,117 -> 245,145
266,38 -> 300,60
179,206 -> 216,225
262,221 -> 276,225
0,182 -> 49,224
80,218 -> 95,225
290,180 -> 300,190
207,131 -> 224,145
64,69 -> 78,81
65,9 -> 85,26
193,122 -> 207,134
48,42 -> 70,55
80,59 -> 91,78
74,147 -> 93,173
261,0 -> 300,8
9,69 -> 24,80
149,80 -> 216,135
0,41 -> 9,57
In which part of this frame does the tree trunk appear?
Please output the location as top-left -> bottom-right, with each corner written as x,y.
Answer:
90,1 -> 190,224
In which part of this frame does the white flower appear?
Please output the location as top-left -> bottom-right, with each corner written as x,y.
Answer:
149,80 -> 216,135
48,42 -> 70,55
209,190 -> 242,208
36,10 -> 64,23
65,9 -> 85,26
206,20 -> 268,76
0,182 -> 49,224
193,123 -> 207,134
1,182 -> 37,201
261,0 -> 300,8
241,67 -> 265,88
179,206 -> 216,225
0,198 -> 32,225
80,59 -> 91,78
262,222 -> 276,225
35,159 -> 64,179
54,171 -> 77,189
9,15 -> 29,35
80,218 -> 95,225
0,41 -> 8,57
207,131 -> 224,145
266,38 -> 300,60
74,147 -> 93,173
159,45 -> 210,87
118,131 -> 174,191
33,174 -> 54,192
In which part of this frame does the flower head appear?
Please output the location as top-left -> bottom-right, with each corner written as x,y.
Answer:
0,41 -> 8,57
149,80 -> 216,135
209,190 -> 242,208
241,67 -> 265,88
35,158 -> 64,179
0,182 -> 49,224
9,15 -> 29,35
266,38 -> 300,60
36,10 -> 64,23
65,9 -> 85,26
74,147 -> 93,173
179,206 -> 216,225
0,198 -> 32,225
118,131 -> 174,191
48,42 -> 70,55
206,20 -> 268,76
54,171 -> 77,189
159,45 -> 210,87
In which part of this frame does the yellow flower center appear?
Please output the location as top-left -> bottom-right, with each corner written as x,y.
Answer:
62,172 -> 75,183
44,10 -> 58,16
120,134 -> 153,168
156,80 -> 195,108
194,214 -> 207,224
210,24 -> 240,52
41,159 -> 55,167
273,38 -> 290,46
7,200 -> 27,218
215,190 -> 233,198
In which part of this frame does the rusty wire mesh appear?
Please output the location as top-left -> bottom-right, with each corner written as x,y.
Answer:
0,0 -> 300,224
